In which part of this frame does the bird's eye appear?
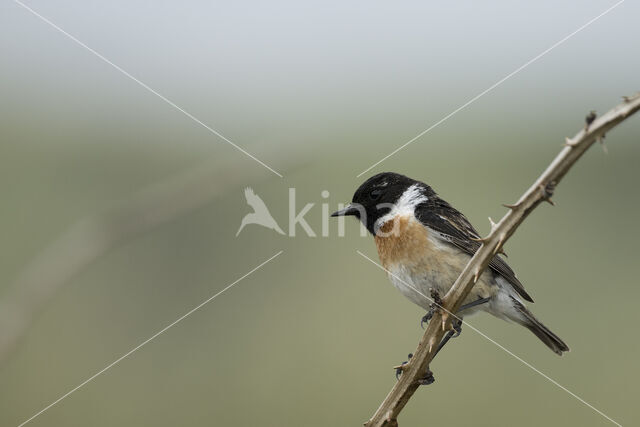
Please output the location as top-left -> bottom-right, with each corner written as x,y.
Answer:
369,189 -> 383,201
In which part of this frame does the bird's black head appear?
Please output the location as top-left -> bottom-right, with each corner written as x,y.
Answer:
331,172 -> 431,234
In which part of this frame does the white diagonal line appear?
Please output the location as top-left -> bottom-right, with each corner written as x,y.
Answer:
16,250 -> 283,427
13,0 -> 283,178
356,0 -> 625,177
356,250 -> 622,427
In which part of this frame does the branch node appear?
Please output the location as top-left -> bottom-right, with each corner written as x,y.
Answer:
585,110 -> 597,130
564,137 -> 578,147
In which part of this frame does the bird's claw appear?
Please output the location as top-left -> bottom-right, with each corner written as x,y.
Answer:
395,353 -> 435,385
420,311 -> 433,329
451,318 -> 462,338
420,289 -> 444,329
395,353 -> 413,380
417,369 -> 435,386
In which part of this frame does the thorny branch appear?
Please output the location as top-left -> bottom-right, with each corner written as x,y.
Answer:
365,93 -> 640,427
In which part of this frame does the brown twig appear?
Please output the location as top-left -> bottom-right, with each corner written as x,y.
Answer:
365,93 -> 640,427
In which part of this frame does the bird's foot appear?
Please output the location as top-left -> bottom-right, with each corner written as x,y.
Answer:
420,312 -> 432,329
451,317 -> 462,338
395,353 -> 412,380
420,289 -> 443,329
394,353 -> 435,385
417,369 -> 435,386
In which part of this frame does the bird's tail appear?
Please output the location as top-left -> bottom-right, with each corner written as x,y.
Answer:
512,298 -> 569,356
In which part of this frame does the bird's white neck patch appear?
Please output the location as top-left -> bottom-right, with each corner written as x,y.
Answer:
374,184 -> 428,234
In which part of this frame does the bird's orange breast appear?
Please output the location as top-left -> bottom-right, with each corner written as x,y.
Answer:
374,215 -> 435,270
374,214 -> 497,306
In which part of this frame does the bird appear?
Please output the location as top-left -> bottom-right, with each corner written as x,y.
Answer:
331,172 -> 569,359
236,187 -> 285,236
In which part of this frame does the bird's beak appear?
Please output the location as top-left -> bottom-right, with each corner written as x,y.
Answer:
331,204 -> 360,217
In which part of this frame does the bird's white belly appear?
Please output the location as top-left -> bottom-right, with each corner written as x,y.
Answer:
386,262 -> 499,314
386,265 -> 434,310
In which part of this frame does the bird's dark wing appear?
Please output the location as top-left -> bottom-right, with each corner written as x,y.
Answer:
415,198 -> 534,303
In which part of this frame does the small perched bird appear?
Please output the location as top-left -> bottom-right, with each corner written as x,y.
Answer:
332,172 -> 569,356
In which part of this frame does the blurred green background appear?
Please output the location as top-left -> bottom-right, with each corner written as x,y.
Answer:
1,1 -> 639,426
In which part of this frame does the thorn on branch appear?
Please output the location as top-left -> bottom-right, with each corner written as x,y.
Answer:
502,203 -> 518,210
493,234 -> 507,256
441,312 -> 450,331
473,269 -> 481,284
564,137 -> 578,147
488,216 -> 497,230
599,134 -> 608,154
470,236 -> 488,243
539,181 -> 556,206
